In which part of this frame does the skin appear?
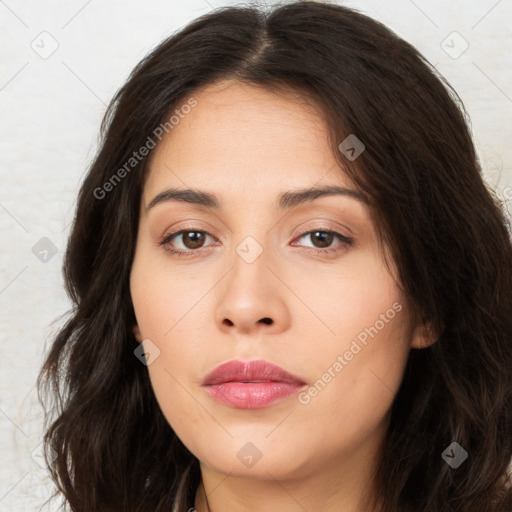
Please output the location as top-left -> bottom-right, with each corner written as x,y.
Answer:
129,80 -> 433,512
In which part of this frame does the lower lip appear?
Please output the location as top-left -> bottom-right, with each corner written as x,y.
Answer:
204,382 -> 304,409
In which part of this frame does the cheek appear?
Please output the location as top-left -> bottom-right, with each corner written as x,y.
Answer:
129,254 -> 213,430
292,254 -> 410,433
287,247 -> 406,360
130,248 -> 205,340
291,316 -> 410,467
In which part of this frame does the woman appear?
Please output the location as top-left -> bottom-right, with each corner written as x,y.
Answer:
37,2 -> 512,511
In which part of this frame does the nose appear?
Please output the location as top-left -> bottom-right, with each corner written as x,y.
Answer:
214,246 -> 291,337
222,316 -> 273,327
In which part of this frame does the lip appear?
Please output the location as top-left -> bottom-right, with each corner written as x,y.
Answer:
202,359 -> 307,409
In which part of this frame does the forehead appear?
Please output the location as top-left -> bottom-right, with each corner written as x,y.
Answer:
143,80 -> 354,203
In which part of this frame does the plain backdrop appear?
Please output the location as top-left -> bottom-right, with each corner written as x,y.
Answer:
1,0 -> 511,510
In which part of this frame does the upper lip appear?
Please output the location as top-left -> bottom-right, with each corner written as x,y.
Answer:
202,359 -> 306,386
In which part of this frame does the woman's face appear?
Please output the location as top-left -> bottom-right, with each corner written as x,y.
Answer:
130,80 -> 428,484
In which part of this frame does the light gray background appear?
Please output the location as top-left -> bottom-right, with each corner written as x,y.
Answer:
1,0 -> 511,509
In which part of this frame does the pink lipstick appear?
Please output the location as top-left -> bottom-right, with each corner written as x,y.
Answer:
202,359 -> 306,409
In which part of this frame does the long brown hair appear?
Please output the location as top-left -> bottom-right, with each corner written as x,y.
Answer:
37,2 -> 512,511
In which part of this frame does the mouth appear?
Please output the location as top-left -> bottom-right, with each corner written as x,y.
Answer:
201,359 -> 306,409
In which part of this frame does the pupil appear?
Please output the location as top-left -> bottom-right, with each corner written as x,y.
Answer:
313,231 -> 332,248
185,231 -> 204,248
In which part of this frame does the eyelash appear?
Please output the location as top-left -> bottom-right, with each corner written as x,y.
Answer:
158,227 -> 354,257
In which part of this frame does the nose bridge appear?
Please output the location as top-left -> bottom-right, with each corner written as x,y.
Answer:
220,191 -> 284,275
213,222 -> 290,335
226,195 -> 292,289
227,229 -> 271,298
227,196 -> 275,266
234,232 -> 267,266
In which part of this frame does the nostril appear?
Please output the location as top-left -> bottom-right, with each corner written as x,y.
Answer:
260,317 -> 272,325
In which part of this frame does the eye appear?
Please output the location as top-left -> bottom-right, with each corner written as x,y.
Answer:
159,227 -> 353,257
291,229 -> 354,255
159,230 -> 216,255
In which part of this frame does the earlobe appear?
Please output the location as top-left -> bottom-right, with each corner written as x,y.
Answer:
410,321 -> 438,349
133,324 -> 143,343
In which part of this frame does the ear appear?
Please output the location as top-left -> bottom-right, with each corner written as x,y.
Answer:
133,324 -> 143,343
410,320 -> 438,349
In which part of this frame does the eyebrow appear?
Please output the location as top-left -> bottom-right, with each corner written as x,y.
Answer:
146,185 -> 367,211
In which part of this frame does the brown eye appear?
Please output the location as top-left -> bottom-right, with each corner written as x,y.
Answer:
308,231 -> 334,249
160,230 -> 216,255
178,231 -> 207,249
292,229 -> 353,254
